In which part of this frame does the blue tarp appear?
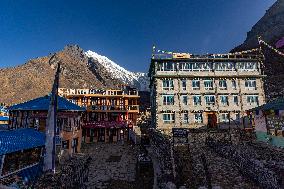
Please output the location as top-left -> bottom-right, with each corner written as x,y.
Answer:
0,116 -> 9,121
9,95 -> 85,111
0,128 -> 45,155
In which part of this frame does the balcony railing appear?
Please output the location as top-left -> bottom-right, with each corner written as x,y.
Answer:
89,105 -> 139,111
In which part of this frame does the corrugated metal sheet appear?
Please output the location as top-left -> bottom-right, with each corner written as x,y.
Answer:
9,95 -> 85,111
0,128 -> 45,155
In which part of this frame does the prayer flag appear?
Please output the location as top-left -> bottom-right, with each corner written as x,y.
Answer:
275,37 -> 284,49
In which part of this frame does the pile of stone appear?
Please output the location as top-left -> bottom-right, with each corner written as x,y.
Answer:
207,139 -> 282,189
33,154 -> 91,189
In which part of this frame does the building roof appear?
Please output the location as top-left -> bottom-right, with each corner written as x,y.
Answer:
9,95 -> 85,111
0,128 -> 45,155
253,98 -> 284,111
0,116 -> 9,121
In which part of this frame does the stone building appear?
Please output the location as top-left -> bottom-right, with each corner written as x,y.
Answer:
148,50 -> 266,131
58,86 -> 139,143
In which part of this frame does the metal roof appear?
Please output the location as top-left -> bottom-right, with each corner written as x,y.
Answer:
9,95 -> 85,111
253,98 -> 284,111
0,128 -> 45,155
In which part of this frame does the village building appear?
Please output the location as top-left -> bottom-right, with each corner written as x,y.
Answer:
58,87 -> 139,143
148,50 -> 266,132
8,95 -> 84,155
0,106 -> 9,130
250,98 -> 284,148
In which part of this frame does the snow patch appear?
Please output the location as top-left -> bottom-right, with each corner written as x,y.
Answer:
85,50 -> 149,91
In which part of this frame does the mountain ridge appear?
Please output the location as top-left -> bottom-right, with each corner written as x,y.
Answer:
0,45 -> 149,105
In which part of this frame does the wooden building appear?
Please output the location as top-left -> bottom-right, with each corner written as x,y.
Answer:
58,87 -> 140,143
8,95 -> 85,155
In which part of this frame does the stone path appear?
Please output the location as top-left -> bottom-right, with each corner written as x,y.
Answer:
81,143 -> 138,189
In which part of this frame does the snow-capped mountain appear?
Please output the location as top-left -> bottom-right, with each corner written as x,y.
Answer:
85,50 -> 149,91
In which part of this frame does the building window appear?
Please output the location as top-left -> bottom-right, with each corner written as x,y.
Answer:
182,95 -> 188,105
193,96 -> 201,106
219,113 -> 229,123
214,62 -> 235,71
163,95 -> 174,105
192,79 -> 200,90
247,95 -> 259,106
183,113 -> 189,123
245,79 -> 257,90
237,62 -> 258,71
158,62 -> 175,71
162,80 -> 174,90
163,113 -> 175,123
194,113 -> 203,123
232,80 -> 237,90
205,95 -> 215,106
181,79 -> 187,90
219,80 -> 227,90
204,79 -> 214,90
233,96 -> 239,105
220,95 -> 229,106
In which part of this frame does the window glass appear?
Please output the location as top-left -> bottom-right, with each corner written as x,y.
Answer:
193,96 -> 201,106
204,80 -> 213,90
219,80 -> 227,90
162,80 -> 174,90
181,79 -> 187,90
194,113 -> 203,123
220,96 -> 229,106
163,95 -> 174,105
192,79 -> 200,90
183,113 -> 189,123
182,95 -> 188,105
163,113 -> 175,123
205,95 -> 215,105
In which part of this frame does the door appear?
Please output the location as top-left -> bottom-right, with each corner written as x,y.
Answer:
98,128 -> 105,142
208,113 -> 217,128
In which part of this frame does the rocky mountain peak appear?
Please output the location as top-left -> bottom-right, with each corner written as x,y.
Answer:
232,0 -> 284,102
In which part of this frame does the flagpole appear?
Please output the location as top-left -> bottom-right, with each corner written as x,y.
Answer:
44,63 -> 61,173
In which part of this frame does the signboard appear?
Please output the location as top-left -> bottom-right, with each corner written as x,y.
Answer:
172,128 -> 189,144
172,128 -> 189,138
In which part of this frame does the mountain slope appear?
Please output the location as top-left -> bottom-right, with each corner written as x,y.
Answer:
232,0 -> 284,101
0,45 -> 149,105
0,45 -> 130,105
86,50 -> 149,91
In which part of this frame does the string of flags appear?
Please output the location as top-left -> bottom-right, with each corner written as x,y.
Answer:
153,36 -> 284,58
258,38 -> 284,57
152,45 -> 260,56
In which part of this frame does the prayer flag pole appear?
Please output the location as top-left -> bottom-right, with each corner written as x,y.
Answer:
44,63 -> 61,173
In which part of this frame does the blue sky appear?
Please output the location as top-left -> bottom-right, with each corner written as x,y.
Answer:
0,0 -> 276,72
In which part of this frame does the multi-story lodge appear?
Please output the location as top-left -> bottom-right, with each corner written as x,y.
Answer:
148,50 -> 266,131
58,86 -> 139,143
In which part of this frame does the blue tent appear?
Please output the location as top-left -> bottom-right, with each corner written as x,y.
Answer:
0,128 -> 45,155
9,95 -> 85,111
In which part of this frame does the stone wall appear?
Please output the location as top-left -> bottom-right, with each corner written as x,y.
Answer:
207,140 -> 283,189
